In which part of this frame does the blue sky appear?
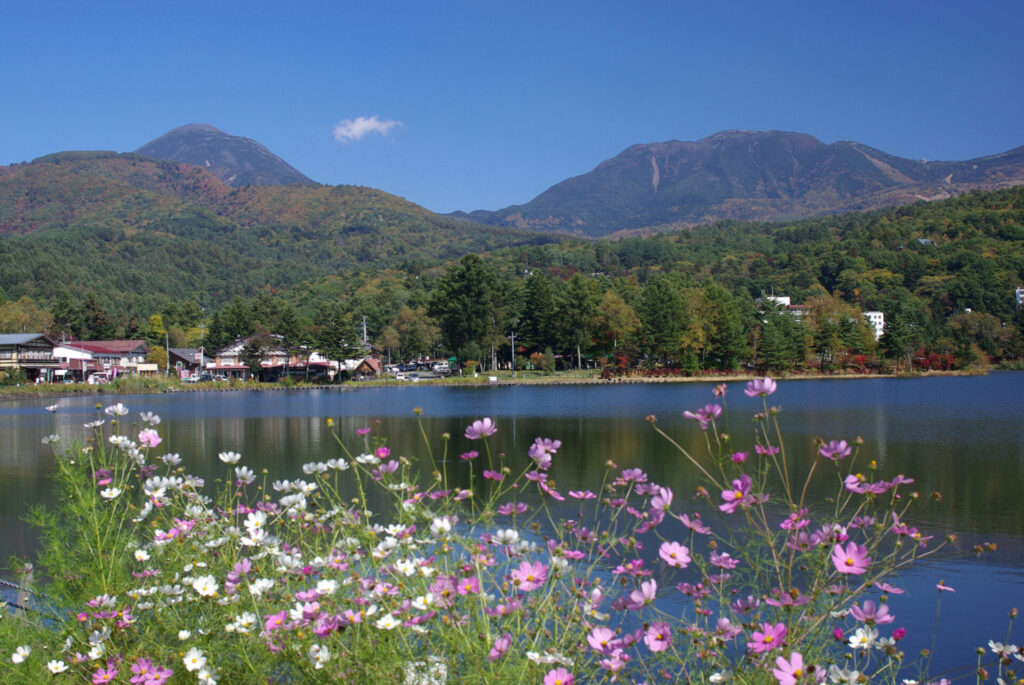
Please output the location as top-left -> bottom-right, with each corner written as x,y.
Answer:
2,1 -> 1022,213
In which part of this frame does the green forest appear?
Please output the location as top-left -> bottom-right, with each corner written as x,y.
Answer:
2,152 -> 1024,375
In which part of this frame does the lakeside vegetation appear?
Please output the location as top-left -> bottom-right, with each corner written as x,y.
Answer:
2,380 -> 1016,683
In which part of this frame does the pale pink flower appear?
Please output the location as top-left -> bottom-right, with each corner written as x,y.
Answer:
744,376 -> 777,397
543,667 -> 573,685
465,417 -> 497,440
773,651 -> 806,685
659,541 -> 691,568
819,439 -> 852,460
138,429 -> 161,448
644,621 -> 672,652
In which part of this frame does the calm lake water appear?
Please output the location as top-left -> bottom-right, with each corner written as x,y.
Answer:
2,374 -> 1022,675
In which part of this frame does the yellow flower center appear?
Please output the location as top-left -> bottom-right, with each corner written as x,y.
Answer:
734,490 -> 743,499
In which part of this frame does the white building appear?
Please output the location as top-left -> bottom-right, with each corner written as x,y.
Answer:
863,311 -> 885,341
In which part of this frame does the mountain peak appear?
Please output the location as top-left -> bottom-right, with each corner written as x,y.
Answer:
136,124 -> 314,187
457,130 -> 1024,236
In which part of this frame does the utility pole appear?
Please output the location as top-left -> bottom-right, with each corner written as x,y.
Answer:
199,323 -> 205,376
510,331 -> 516,379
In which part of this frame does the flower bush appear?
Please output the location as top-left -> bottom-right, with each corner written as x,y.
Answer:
1,380 -> 1019,683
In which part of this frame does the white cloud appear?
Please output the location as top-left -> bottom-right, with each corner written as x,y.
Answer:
333,115 -> 402,143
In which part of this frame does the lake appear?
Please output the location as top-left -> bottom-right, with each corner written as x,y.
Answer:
2,374 -> 1022,675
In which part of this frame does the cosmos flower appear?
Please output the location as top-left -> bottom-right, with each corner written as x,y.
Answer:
465,417 -> 497,440
832,541 -> 871,575
744,376 -> 777,398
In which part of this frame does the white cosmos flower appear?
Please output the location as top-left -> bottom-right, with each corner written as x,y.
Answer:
12,645 -> 31,663
316,579 -> 338,596
375,614 -> 400,630
327,458 -> 349,471
192,575 -> 218,597
104,403 -> 129,417
140,412 -> 161,425
134,549 -> 150,562
248,578 -> 274,598
47,659 -> 69,673
87,643 -> 104,660
309,644 -> 331,669
177,630 -> 191,641
235,466 -> 256,485
848,626 -> 878,651
100,487 -> 122,500
493,528 -> 520,545
218,451 -> 241,464
355,453 -> 378,464
183,647 -> 206,672
41,434 -> 60,445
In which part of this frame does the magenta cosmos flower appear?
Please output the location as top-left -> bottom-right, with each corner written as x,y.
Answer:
748,622 -> 787,653
744,376 -> 777,398
831,541 -> 871,575
819,439 -> 852,461
719,474 -> 753,514
510,561 -> 547,592
465,417 -> 497,440
772,651 -> 807,685
543,667 -> 573,685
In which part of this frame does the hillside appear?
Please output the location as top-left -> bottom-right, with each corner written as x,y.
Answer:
457,130 -> 1024,237
0,152 -> 554,315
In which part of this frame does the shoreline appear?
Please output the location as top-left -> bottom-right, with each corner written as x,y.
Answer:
0,367 -> 996,403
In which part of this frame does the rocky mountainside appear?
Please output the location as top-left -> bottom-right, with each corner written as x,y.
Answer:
455,130 -> 1024,237
136,123 -> 314,187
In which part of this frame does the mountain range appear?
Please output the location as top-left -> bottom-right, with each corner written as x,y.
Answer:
454,130 -> 1024,237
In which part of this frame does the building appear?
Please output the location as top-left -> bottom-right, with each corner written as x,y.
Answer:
0,333 -> 59,381
862,311 -> 885,341
62,340 -> 150,381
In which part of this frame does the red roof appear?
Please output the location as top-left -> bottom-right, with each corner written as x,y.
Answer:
71,340 -> 149,354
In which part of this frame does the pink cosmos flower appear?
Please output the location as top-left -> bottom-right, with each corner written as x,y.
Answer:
731,451 -> 749,463
850,599 -> 894,625
356,427 -> 371,436
488,632 -> 511,661
543,667 -> 574,685
682,403 -> 722,430
659,541 -> 691,568
745,376 -> 777,397
710,551 -> 739,569
568,489 -> 597,499
528,437 -> 561,469
510,561 -> 547,592
819,439 -> 852,460
719,474 -> 753,514
587,626 -> 619,654
626,579 -> 658,610
650,486 -> 673,511
773,651 -> 806,685
138,429 -> 161,448
459,451 -> 479,460
749,622 -> 787,653
644,621 -> 672,652
712,383 -> 727,397
831,541 -> 871,575
936,581 -> 956,592
93,666 -> 118,684
465,417 -> 497,440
